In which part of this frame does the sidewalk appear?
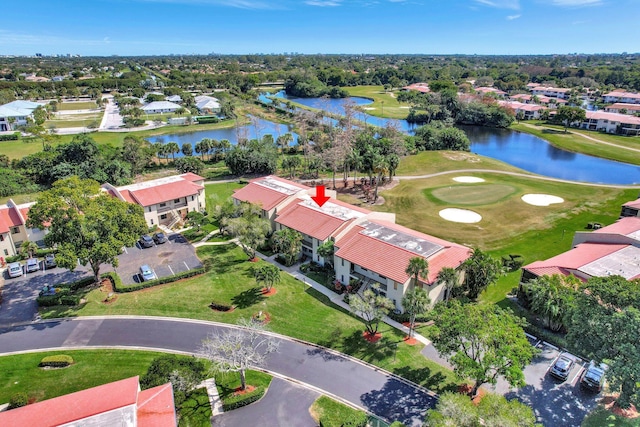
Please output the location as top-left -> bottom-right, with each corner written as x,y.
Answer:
254,252 -> 432,346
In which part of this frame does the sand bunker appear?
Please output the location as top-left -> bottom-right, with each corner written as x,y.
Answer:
453,176 -> 485,183
521,194 -> 564,206
363,107 -> 375,110
439,208 -> 482,223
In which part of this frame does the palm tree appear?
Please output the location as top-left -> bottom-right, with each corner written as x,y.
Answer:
20,241 -> 40,259
255,264 -> 281,292
276,133 -> 294,155
402,288 -> 431,338
219,139 -> 231,159
436,267 -> 459,301
405,257 -> 429,289
165,142 -> 180,163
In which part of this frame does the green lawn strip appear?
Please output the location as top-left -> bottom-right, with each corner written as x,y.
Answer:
343,85 -> 409,120
205,182 -> 244,212
45,119 -> 99,128
310,395 -> 368,427
394,150 -> 524,176
215,370 -> 272,411
57,102 -> 98,110
178,387 -> 212,427
581,405 -> 640,427
0,349 -> 162,403
512,122 -> 640,165
38,244 -> 460,393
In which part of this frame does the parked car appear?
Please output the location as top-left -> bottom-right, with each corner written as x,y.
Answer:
580,361 -> 607,392
550,353 -> 577,381
44,254 -> 56,269
26,258 -> 40,273
8,262 -> 23,278
139,264 -> 156,282
153,232 -> 168,244
139,235 -> 154,248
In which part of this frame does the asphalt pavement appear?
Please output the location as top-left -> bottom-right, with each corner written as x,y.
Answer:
0,317 -> 436,426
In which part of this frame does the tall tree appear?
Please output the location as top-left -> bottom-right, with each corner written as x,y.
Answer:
405,256 -> 429,288
462,248 -> 503,300
271,228 -> 303,266
181,142 -> 193,157
402,288 -> 431,338
226,204 -> 271,260
555,106 -> 586,132
254,263 -> 281,292
436,267 -> 459,302
26,177 -> 147,282
165,141 -> 180,163
524,274 -> 579,332
199,319 -> 279,391
430,300 -> 537,397
349,285 -> 395,336
122,135 -> 153,176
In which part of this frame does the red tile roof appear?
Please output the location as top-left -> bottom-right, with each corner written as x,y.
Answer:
593,216 -> 640,236
0,377 -> 141,427
276,199 -> 356,240
137,383 -> 177,427
586,110 -> 640,125
0,204 -> 24,233
180,172 -> 205,182
624,199 -> 640,209
524,243 -> 629,272
335,220 -> 470,284
129,180 -> 203,207
233,176 -> 310,211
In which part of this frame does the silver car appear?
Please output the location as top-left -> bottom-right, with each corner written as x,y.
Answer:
139,265 -> 156,282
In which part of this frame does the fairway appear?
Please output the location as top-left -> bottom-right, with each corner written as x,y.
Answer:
430,184 -> 516,205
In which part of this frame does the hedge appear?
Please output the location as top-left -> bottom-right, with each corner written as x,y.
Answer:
319,413 -> 367,427
221,389 -> 265,411
101,271 -> 123,290
0,133 -> 20,141
9,392 -> 28,409
37,293 -> 81,307
112,268 -> 206,293
39,354 -> 74,368
196,116 -> 219,124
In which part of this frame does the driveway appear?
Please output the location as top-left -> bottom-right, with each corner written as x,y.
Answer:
0,317 -> 436,426
0,265 -> 90,326
212,377 -> 319,427
117,233 -> 202,285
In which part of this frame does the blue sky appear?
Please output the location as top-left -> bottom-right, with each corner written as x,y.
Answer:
1,0 -> 637,56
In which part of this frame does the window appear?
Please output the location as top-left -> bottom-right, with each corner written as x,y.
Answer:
174,199 -> 180,203
160,214 -> 167,220
150,219 -> 154,225
394,282 -> 398,290
3,249 -> 7,256
0,234 -> 3,242
148,207 -> 152,212
159,203 -> 166,208
341,258 -> 344,267
11,227 -> 19,234
191,196 -> 194,201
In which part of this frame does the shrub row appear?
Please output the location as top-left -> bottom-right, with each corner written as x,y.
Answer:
39,354 -> 74,367
100,271 -> 123,289
37,294 -> 81,307
0,133 -> 20,141
319,412 -> 367,427
5,248 -> 56,263
196,116 -> 220,124
221,389 -> 265,411
113,268 -> 206,293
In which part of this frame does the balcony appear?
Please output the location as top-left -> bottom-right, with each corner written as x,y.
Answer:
157,202 -> 187,213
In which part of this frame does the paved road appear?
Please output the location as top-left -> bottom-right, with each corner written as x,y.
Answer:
212,377 -> 319,427
0,317 -> 436,426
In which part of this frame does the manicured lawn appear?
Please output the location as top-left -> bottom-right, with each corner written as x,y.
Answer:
205,182 -> 244,213
582,406 -> 640,427
39,244 -> 460,394
310,395 -> 368,427
0,349 -> 163,404
178,387 -> 212,427
45,118 -> 99,128
512,122 -> 640,165
344,85 -> 410,120
394,150 -> 523,176
57,101 -> 98,110
215,370 -> 272,409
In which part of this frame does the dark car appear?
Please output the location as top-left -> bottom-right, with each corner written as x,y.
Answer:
44,254 -> 56,269
153,232 -> 168,244
550,353 -> 577,381
139,235 -> 154,248
581,361 -> 607,392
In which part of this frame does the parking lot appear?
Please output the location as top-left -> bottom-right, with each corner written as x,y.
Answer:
492,337 -> 601,427
0,233 -> 202,326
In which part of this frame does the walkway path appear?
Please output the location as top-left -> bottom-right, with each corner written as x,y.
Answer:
0,316 -> 436,426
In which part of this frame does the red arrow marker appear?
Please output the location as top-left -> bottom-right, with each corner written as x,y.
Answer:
311,185 -> 330,207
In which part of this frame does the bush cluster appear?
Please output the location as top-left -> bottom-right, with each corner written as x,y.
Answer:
221,389 -> 265,411
39,354 -> 74,368
0,133 -> 20,141
319,412 -> 368,427
112,268 -> 205,293
36,276 -> 94,307
196,116 -> 219,124
9,392 -> 28,409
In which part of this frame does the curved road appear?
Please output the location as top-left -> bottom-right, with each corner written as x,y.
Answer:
0,316 -> 435,427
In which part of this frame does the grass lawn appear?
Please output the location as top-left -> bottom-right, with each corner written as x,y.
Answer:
45,119 -> 100,129
394,150 -> 524,176
178,387 -> 212,427
582,406 -> 640,427
205,182 -> 244,212
310,395 -> 368,427
512,122 -> 640,165
57,101 -> 98,110
215,370 -> 272,409
343,85 -> 410,120
39,244 -> 460,394
0,349 -> 163,404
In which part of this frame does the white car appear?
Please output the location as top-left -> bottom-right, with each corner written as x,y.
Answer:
8,262 -> 23,278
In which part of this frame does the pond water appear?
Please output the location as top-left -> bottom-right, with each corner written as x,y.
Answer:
147,94 -> 640,185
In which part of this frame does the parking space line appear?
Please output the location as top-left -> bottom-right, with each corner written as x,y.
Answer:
123,247 -> 128,254
547,355 -> 560,373
183,261 -> 189,271
168,265 -> 175,276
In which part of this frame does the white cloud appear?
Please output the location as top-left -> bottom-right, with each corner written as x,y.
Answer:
548,0 -> 602,6
506,14 -> 521,19
135,0 -> 284,9
474,0 -> 520,9
305,0 -> 342,6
